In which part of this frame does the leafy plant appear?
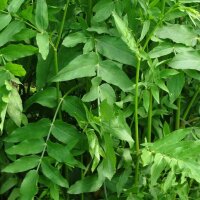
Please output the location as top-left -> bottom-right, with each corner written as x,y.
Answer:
1,0 -> 200,199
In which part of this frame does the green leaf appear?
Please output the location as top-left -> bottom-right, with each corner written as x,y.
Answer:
0,177 -> 18,194
7,87 -> 23,126
167,72 -> 185,103
36,32 -> 49,60
12,28 -> 36,41
151,85 -> 159,104
4,63 -> 26,77
51,53 -> 98,82
168,51 -> 200,71
0,44 -> 38,61
62,96 -> 87,122
52,120 -> 81,147
4,118 -> 51,143
25,87 -> 57,110
99,60 -> 133,91
0,0 -> 8,10
112,11 -> 139,55
41,160 -> 69,188
6,139 -> 45,155
155,24 -> 197,47
2,156 -> 39,173
68,175 -> 104,194
47,141 -> 78,166
35,0 -> 48,31
20,170 -> 39,200
93,0 -> 114,22
139,20 -> 150,41
62,32 -> 87,47
0,21 -> 25,47
8,0 -> 25,13
0,14 -> 12,31
96,36 -> 136,66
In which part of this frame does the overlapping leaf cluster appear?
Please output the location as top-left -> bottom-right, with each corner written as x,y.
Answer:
1,0 -> 200,199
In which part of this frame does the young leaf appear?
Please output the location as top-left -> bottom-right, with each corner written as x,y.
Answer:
0,44 -> 38,61
36,32 -> 49,60
2,156 -> 39,173
41,160 -> 69,188
35,0 -> 48,31
0,21 -> 25,47
6,139 -> 45,155
50,53 -> 98,82
4,118 -> 51,143
68,175 -> 104,194
62,32 -> 87,47
4,63 -> 26,77
0,14 -> 12,31
8,0 -> 25,13
20,170 -> 39,200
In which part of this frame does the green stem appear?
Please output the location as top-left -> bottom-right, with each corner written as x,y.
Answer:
175,97 -> 181,130
134,56 -> 141,185
147,90 -> 152,142
182,87 -> 200,122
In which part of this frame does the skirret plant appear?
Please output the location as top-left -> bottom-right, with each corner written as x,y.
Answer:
1,0 -> 200,199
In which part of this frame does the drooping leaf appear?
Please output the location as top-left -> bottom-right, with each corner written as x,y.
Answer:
155,24 -> 197,47
8,0 -> 25,13
41,160 -> 69,188
0,44 -> 38,61
4,118 -> 51,143
51,53 -> 98,82
139,20 -> 150,41
0,21 -> 25,47
20,170 -> 39,200
2,156 -> 40,173
35,0 -> 48,31
96,36 -> 136,66
99,60 -> 133,91
68,175 -> 104,194
62,32 -> 87,47
168,51 -> 200,71
25,87 -> 57,110
4,63 -> 26,77
0,14 -> 12,31
36,32 -> 49,60
6,139 -> 45,155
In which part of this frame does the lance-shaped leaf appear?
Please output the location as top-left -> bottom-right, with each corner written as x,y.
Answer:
0,14 -> 12,31
8,0 -> 25,13
2,156 -> 40,173
36,32 -> 49,60
4,63 -> 26,77
51,53 -> 98,82
20,170 -> 39,200
35,0 -> 48,31
112,11 -> 139,55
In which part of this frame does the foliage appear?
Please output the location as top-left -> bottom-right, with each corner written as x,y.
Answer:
1,0 -> 200,199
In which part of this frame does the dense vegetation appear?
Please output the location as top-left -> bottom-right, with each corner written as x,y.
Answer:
1,0 -> 200,199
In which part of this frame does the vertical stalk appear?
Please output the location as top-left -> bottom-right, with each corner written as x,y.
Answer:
182,87 -> 200,124
53,0 -> 70,119
147,90 -> 152,142
134,56 -> 141,185
175,97 -> 181,130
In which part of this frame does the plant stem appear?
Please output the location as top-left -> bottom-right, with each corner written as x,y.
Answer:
147,90 -> 152,142
134,56 -> 141,185
182,87 -> 200,123
175,97 -> 181,130
53,0 -> 70,119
